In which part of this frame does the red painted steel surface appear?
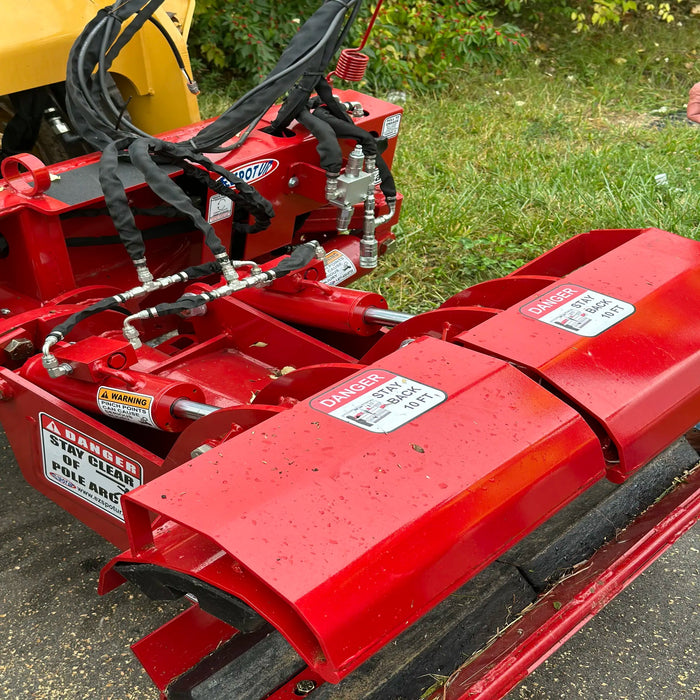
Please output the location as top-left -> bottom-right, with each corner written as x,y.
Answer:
131,604 -> 236,692
456,228 -> 700,481
106,336 -> 606,681
0,90 -> 402,544
1,72 -> 698,698
0,89 -> 401,302
430,462 -> 700,700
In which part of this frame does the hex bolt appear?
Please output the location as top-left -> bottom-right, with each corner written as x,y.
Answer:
190,444 -> 213,459
4,337 -> 34,363
294,679 -> 316,696
0,308 -> 11,316
288,176 -> 299,189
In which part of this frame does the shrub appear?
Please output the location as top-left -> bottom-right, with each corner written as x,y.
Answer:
189,1 -> 530,94
189,0 -> 319,84
356,0 -> 529,93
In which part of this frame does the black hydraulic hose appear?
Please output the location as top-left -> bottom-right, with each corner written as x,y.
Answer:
48,260 -> 224,341
98,140 -> 147,262
296,109 -> 343,175
193,1 -> 358,151
150,244 -> 319,320
49,298 -> 130,341
64,0 -> 367,282
269,243 -> 317,277
181,261 -> 221,279
128,139 -> 227,257
313,107 -> 377,155
375,154 -> 397,200
315,78 -> 353,124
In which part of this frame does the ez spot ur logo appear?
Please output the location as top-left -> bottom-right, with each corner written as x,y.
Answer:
230,159 -> 279,184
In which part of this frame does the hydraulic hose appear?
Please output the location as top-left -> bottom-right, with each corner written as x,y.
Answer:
296,109 -> 344,175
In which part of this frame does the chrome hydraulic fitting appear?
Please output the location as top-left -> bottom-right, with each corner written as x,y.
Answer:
41,334 -> 73,378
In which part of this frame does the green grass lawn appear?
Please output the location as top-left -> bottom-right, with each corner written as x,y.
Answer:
356,16 -> 700,312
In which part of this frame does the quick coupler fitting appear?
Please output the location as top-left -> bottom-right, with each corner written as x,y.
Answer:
359,237 -> 378,269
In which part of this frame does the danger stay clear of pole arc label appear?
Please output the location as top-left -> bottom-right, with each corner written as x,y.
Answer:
310,370 -> 446,433
520,284 -> 635,337
39,413 -> 143,521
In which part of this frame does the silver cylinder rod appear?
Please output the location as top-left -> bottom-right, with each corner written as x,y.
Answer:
171,398 -> 220,421
364,307 -> 415,327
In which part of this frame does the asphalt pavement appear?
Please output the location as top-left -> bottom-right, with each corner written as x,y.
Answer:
1,430 -> 698,700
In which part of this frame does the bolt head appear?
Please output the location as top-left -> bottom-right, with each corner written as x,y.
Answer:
294,679 -> 316,695
4,337 -> 34,362
190,444 -> 213,459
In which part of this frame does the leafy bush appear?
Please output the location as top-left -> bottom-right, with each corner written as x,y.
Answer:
189,0 -> 319,84
524,0 -> 687,30
357,0 -> 529,93
189,1 -> 529,94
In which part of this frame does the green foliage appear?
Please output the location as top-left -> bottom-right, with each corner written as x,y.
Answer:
566,0 -> 684,30
356,1 -> 529,93
352,17 -> 700,312
189,1 -> 529,94
189,0 -> 318,84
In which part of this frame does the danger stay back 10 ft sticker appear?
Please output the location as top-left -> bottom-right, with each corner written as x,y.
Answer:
520,284 -> 635,337
40,413 -> 143,521
310,370 -> 446,433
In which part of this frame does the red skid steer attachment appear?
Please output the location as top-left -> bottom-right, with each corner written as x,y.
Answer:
5,2 -> 697,698
94,227 -> 699,698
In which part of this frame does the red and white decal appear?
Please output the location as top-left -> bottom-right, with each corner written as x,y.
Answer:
39,413 -> 143,521
520,284 -> 634,337
322,249 -> 356,286
311,370 -> 446,433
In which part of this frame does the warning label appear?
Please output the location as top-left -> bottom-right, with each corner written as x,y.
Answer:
322,249 -> 356,286
310,370 -> 446,433
382,113 -> 402,139
97,387 -> 156,427
520,284 -> 635,337
39,413 -> 143,521
207,193 -> 233,223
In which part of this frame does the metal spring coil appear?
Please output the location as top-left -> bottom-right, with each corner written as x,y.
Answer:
335,48 -> 370,82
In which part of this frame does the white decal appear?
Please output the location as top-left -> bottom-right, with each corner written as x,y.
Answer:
381,113 -> 402,139
322,249 -> 356,285
311,370 -> 446,433
40,413 -> 143,521
207,193 -> 233,223
97,387 -> 156,428
520,284 -> 634,336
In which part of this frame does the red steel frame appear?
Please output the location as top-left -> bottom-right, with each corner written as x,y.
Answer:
99,228 -> 699,690
431,462 -> 700,700
0,81 -> 698,698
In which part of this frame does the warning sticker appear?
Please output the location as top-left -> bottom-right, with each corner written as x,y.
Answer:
322,249 -> 357,286
39,413 -> 143,521
311,370 -> 446,433
382,113 -> 402,139
97,387 -> 156,427
520,284 -> 635,337
207,193 -> 233,223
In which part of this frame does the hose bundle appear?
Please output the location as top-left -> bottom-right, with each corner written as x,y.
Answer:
50,0 -> 395,345
65,0 -> 368,274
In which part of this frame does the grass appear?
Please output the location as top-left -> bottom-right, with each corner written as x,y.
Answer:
202,15 -> 700,313
354,16 -> 700,312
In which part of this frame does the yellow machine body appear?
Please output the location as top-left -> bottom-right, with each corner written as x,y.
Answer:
0,0 -> 199,134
